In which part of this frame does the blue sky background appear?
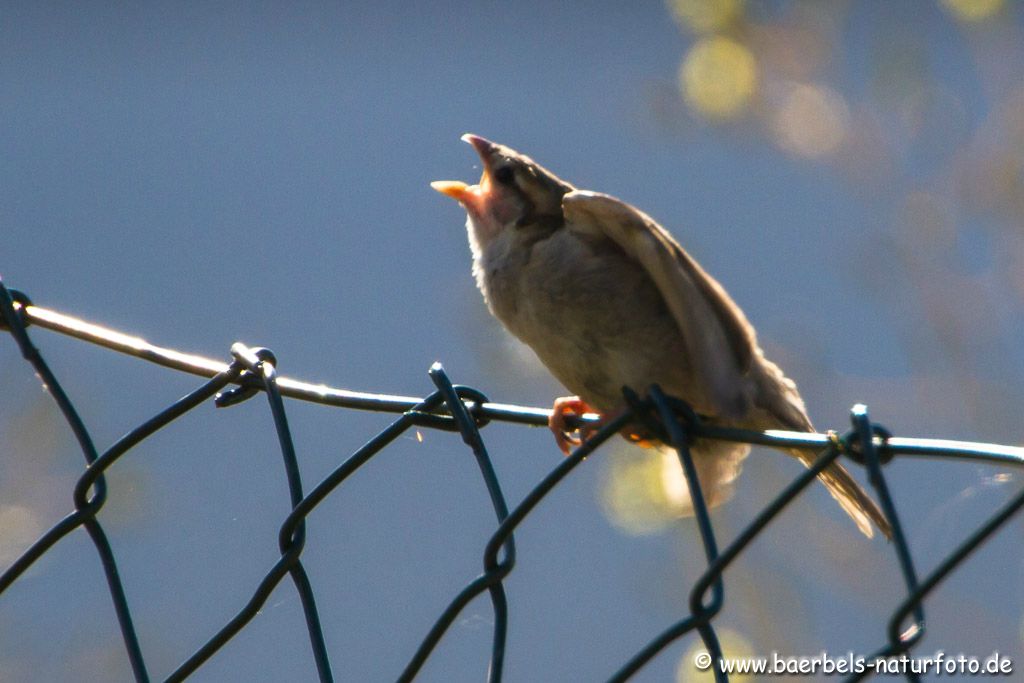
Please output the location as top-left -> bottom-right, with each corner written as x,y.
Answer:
3,1 -> 1024,681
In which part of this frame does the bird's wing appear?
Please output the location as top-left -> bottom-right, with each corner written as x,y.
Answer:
562,190 -> 757,418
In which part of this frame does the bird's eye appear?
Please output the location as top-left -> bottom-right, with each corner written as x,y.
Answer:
493,166 -> 515,186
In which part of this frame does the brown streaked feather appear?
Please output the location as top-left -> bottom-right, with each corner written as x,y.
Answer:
789,449 -> 892,539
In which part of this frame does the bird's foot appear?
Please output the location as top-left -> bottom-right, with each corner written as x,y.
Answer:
549,396 -> 602,455
549,397 -> 660,454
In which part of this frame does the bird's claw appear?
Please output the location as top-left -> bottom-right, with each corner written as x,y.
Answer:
549,396 -> 599,455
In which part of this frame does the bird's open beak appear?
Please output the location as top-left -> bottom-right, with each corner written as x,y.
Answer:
431,134 -> 497,208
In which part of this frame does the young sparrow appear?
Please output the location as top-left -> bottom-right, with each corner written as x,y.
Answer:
432,134 -> 891,539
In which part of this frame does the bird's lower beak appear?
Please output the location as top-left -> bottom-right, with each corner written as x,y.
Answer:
430,180 -> 472,203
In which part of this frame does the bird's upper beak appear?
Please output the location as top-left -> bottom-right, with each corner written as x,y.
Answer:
431,134 -> 497,211
461,133 -> 498,162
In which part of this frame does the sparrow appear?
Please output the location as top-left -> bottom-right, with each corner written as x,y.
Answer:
432,134 -> 891,539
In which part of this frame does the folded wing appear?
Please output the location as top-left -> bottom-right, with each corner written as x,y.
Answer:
562,190 -> 757,419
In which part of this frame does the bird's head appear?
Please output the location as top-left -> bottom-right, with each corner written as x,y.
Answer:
432,134 -> 573,243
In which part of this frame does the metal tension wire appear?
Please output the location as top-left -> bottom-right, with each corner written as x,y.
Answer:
10,298 -> 1024,467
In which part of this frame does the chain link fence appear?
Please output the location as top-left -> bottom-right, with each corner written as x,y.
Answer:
2,279 -> 1023,682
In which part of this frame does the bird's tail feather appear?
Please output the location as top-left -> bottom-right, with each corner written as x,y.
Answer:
790,448 -> 892,540
655,437 -> 891,540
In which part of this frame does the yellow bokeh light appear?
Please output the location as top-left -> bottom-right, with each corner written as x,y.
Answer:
941,0 -> 1004,22
769,83 -> 849,158
680,37 -> 758,120
600,446 -> 689,535
668,0 -> 744,33
677,628 -> 757,683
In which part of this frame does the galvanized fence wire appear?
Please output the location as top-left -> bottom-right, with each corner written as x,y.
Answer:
2,279 -> 1024,683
